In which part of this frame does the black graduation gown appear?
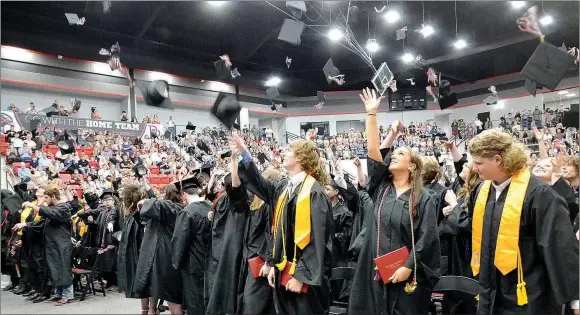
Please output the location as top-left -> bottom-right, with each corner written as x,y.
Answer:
77,208 -> 103,248
117,210 -> 146,299
38,203 -> 73,287
205,186 -> 249,315
469,175 -> 579,315
450,155 -> 468,195
170,200 -> 212,315
238,200 -> 274,315
95,206 -> 120,272
330,203 -> 353,301
133,199 -> 182,304
238,160 -> 334,315
348,152 -> 441,315
551,177 -> 579,224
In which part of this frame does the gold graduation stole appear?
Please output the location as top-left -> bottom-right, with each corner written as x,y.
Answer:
471,168 -> 530,306
72,210 -> 88,237
272,175 -> 316,276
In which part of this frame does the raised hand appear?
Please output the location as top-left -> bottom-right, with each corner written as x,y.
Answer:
391,120 -> 403,134
359,88 -> 385,114
532,127 -> 543,140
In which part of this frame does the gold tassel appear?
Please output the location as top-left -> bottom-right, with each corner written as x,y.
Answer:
276,257 -> 287,271
475,294 -> 479,301
404,282 -> 416,293
516,250 -> 528,306
289,259 -> 297,276
540,35 -> 546,42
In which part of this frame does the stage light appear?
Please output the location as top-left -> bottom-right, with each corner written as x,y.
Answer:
540,15 -> 553,25
384,10 -> 400,23
420,25 -> 435,38
207,1 -> 227,6
401,53 -> 414,63
366,39 -> 380,53
510,1 -> 526,9
328,28 -> 344,41
265,77 -> 281,87
454,39 -> 467,49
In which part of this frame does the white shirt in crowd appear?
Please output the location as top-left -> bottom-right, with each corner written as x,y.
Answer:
11,137 -> 23,148
167,119 -> 175,127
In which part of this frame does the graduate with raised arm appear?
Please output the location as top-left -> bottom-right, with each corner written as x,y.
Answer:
170,176 -> 212,315
348,88 -> 441,315
467,129 -> 579,314
230,131 -> 334,315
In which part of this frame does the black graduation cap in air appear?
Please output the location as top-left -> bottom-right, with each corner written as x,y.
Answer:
520,42 -> 576,97
136,80 -> 173,109
323,58 -> 341,84
186,122 -> 196,131
437,74 -> 458,110
211,92 -> 241,130
483,95 -> 499,105
173,176 -> 201,193
278,18 -> 306,46
196,139 -> 211,154
266,86 -> 280,100
214,59 -> 231,80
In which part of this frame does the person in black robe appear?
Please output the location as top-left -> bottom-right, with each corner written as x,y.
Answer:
133,184 -> 183,315
15,187 -> 74,305
467,130 -> 579,314
1,187 -> 25,293
171,177 -> 213,315
325,180 -> 353,302
116,184 -> 151,315
349,91 -> 441,315
10,187 -> 36,296
237,168 -> 281,315
533,157 -> 579,224
231,132 -> 334,315
93,189 -> 121,291
205,162 -> 249,315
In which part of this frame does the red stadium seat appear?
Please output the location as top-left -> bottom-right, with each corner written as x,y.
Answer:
60,173 -> 72,182
149,167 -> 160,175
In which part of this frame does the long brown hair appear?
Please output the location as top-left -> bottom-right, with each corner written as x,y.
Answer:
457,164 -> 481,212
122,184 -> 146,216
393,147 -> 424,216
421,157 -> 442,184
289,139 -> 329,186
162,184 -> 182,205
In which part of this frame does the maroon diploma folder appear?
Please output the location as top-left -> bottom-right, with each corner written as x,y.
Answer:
280,262 -> 309,293
248,256 -> 266,279
373,247 -> 410,284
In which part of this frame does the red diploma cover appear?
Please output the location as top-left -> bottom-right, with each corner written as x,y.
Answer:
248,256 -> 266,279
373,247 -> 410,284
280,263 -> 309,293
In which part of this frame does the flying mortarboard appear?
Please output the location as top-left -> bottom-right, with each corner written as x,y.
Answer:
266,86 -> 280,100
214,59 -> 231,80
371,62 -> 395,96
136,80 -> 173,108
278,18 -> 306,46
186,122 -> 196,131
520,42 -> 576,97
211,93 -> 241,130
65,13 -> 85,26
483,95 -> 499,105
437,75 -> 458,110
323,58 -> 341,84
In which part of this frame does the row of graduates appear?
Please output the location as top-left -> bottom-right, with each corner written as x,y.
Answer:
0,181 -> 128,304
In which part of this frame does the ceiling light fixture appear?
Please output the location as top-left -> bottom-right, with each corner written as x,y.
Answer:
420,25 -> 435,38
384,10 -> 400,23
207,1 -> 227,6
454,39 -> 467,49
265,77 -> 281,87
366,39 -> 380,53
327,28 -> 344,41
401,53 -> 414,63
510,1 -> 527,9
540,15 -> 553,25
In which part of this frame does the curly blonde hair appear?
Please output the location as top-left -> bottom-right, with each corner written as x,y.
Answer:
289,139 -> 329,186
564,155 -> 579,173
468,129 -> 527,175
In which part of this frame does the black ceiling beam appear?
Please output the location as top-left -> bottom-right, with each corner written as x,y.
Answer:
133,3 -> 167,47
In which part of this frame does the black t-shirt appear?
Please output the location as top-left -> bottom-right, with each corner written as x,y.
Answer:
78,160 -> 89,168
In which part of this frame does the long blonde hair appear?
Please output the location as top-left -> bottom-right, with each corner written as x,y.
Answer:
468,130 -> 527,175
289,139 -> 329,186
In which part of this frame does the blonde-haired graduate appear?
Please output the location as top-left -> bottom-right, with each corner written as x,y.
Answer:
468,129 -> 579,314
